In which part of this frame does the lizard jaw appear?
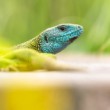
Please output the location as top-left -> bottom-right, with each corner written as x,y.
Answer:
69,36 -> 78,43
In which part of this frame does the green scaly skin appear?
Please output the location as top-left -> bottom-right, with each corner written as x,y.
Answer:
0,24 -> 83,71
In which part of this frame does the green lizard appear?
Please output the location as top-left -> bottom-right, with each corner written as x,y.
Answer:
0,24 -> 83,71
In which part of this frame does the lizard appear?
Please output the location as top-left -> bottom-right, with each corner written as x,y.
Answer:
0,23 -> 83,71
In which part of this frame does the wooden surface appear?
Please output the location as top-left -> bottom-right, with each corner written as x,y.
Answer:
58,54 -> 110,74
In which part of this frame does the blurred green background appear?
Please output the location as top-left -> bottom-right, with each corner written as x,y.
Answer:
0,0 -> 110,53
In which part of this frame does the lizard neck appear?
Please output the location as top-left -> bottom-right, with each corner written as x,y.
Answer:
15,35 -> 41,52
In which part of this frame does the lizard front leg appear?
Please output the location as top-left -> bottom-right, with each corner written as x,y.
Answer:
1,48 -> 82,72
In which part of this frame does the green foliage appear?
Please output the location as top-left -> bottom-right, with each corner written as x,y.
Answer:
0,36 -> 11,47
0,0 -> 110,53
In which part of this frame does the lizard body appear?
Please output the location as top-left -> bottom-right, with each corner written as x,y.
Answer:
0,24 -> 83,71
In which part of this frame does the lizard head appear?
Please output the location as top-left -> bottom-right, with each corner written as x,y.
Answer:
38,24 -> 83,54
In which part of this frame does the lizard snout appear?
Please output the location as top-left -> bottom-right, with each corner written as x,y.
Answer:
77,25 -> 84,35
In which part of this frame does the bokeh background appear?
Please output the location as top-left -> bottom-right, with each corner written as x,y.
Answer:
0,1 -> 110,110
0,0 -> 110,53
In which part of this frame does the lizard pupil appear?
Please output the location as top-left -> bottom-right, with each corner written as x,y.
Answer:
44,35 -> 48,43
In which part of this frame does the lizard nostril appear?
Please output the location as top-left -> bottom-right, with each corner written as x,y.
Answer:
77,26 -> 81,29
77,25 -> 84,34
77,25 -> 83,30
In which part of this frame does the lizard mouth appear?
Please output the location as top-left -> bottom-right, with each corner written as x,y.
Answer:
69,36 -> 78,43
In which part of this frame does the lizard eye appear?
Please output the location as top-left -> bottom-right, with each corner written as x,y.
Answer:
44,35 -> 48,43
57,25 -> 66,31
